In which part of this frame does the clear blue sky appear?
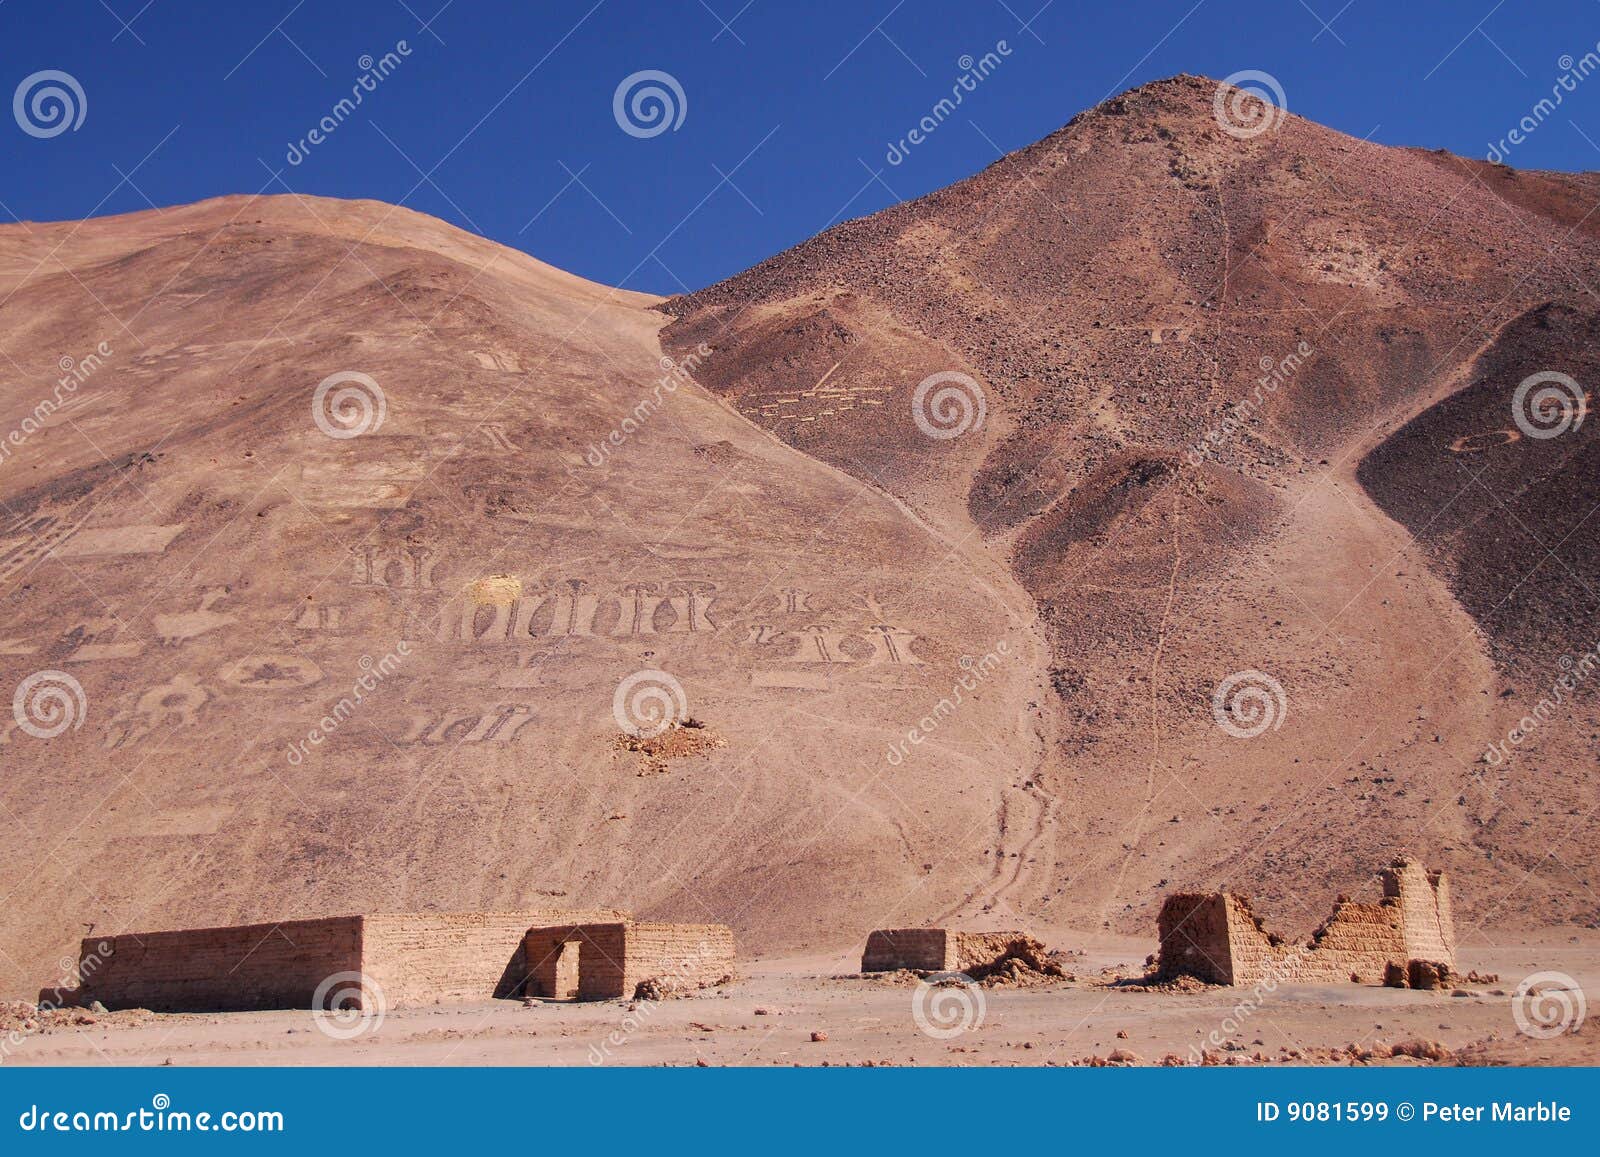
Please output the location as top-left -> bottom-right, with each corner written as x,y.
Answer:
3,0 -> 1599,293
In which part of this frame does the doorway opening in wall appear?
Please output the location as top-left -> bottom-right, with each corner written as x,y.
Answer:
553,940 -> 580,1000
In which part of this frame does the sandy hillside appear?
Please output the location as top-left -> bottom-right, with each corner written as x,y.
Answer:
2,74 -> 1598,1003
0,194 -> 1046,995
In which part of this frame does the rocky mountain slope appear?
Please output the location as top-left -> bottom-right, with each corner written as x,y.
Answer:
662,74 -> 1600,941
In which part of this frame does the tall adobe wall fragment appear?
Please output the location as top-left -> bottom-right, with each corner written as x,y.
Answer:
1156,859 -> 1456,986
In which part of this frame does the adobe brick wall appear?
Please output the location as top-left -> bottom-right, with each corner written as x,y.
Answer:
1155,894 -> 1237,984
361,910 -> 620,1006
1156,859 -> 1456,986
522,921 -> 735,1000
860,929 -> 1039,974
1383,861 -> 1456,964
620,922 -> 735,995
82,917 -> 363,1012
862,929 -> 948,972
79,909 -> 625,1012
524,923 -> 629,1000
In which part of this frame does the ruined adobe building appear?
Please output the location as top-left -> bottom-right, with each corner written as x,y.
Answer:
1156,860 -> 1456,986
861,929 -> 1052,975
71,910 -> 621,1012
522,921 -> 736,1000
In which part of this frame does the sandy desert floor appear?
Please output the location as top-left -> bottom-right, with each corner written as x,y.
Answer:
6,930 -> 1594,1067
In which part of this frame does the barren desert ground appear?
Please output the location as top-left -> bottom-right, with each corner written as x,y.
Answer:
6,932 -> 1598,1067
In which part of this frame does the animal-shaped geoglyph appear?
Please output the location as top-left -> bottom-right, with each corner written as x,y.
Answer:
153,588 -> 235,646
104,673 -> 211,750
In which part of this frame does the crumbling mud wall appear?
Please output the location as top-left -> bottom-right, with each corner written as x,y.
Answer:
1154,895 -> 1240,984
1385,861 -> 1456,963
522,921 -> 735,1000
947,932 -> 1056,977
78,910 -> 625,1012
1156,860 -> 1456,986
861,929 -> 1052,976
